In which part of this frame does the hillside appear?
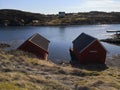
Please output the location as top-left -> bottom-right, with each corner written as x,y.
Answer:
1,9 -> 120,26
0,9 -> 45,26
0,44 -> 120,90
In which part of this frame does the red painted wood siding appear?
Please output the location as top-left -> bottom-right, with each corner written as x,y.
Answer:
73,40 -> 106,64
18,40 -> 48,60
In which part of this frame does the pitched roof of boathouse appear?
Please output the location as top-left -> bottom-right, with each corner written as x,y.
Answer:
28,33 -> 50,51
72,33 -> 96,52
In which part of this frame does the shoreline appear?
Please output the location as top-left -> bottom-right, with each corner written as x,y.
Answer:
1,23 -> 120,27
0,43 -> 120,67
1,9 -> 120,27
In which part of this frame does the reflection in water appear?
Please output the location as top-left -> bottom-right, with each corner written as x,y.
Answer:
58,26 -> 66,41
101,42 -> 120,56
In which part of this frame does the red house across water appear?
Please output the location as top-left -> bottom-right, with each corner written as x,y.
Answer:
18,33 -> 50,60
70,33 -> 107,64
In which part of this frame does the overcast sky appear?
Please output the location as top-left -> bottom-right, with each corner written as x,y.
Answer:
0,0 -> 120,14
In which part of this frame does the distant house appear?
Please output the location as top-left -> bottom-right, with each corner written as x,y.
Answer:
59,12 -> 65,18
70,33 -> 107,64
18,33 -> 50,60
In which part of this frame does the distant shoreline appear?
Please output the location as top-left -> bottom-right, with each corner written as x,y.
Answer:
1,23 -> 120,27
1,9 -> 120,26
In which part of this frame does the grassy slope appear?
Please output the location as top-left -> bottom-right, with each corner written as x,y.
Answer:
0,48 -> 120,90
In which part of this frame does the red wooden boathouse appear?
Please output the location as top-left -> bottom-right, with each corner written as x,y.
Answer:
18,33 -> 50,60
70,33 -> 107,64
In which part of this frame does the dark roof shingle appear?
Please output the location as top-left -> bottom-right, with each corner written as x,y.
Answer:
73,33 -> 96,52
29,33 -> 50,51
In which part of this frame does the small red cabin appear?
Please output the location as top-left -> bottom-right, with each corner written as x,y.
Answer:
18,33 -> 50,60
70,33 -> 107,64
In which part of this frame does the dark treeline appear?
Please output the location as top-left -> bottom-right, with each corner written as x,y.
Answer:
1,9 -> 120,26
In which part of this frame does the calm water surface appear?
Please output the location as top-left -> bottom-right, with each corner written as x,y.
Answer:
0,24 -> 120,63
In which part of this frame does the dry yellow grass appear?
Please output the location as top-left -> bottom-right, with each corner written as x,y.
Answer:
0,47 -> 119,90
